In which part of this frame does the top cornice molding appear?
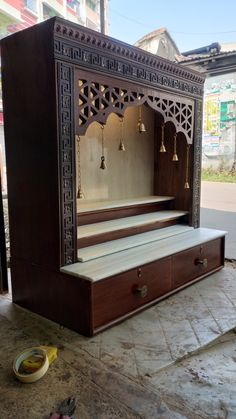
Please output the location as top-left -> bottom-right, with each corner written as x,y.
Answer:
53,18 -> 205,90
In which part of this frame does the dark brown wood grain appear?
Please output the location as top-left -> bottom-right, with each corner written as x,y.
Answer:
172,238 -> 224,288
10,257 -> 92,336
92,257 -> 172,329
1,19 -> 61,269
0,172 -> 7,293
154,115 -> 193,215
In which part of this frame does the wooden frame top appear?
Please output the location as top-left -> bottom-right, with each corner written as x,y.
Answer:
53,17 -> 205,100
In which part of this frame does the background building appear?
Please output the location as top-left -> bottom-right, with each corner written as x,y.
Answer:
135,28 -> 236,172
0,0 -> 109,193
134,27 -> 179,61
179,43 -> 236,171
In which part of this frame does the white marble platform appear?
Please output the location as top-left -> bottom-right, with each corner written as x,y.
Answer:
77,225 -> 194,262
78,210 -> 187,239
61,228 -> 227,282
77,195 -> 174,213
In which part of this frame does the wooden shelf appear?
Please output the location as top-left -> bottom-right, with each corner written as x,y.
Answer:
77,196 -> 174,213
63,228 -> 226,283
77,196 -> 175,226
77,210 -> 188,248
77,225 -> 194,262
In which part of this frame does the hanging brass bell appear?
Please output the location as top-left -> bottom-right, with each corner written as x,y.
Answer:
159,143 -> 166,153
159,123 -> 166,153
77,188 -> 84,199
100,156 -> 106,170
172,133 -> 178,161
119,117 -> 126,151
172,153 -> 179,161
137,120 -> 146,133
184,144 -> 190,190
119,141 -> 125,151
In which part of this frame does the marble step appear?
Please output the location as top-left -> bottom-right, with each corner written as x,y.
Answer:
77,196 -> 174,214
77,195 -> 175,226
77,225 -> 194,262
62,228 -> 227,282
77,210 -> 188,248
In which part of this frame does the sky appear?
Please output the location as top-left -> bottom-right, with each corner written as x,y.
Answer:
108,0 -> 236,53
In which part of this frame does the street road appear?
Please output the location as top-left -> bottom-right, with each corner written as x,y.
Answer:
201,181 -> 236,212
200,181 -> 236,260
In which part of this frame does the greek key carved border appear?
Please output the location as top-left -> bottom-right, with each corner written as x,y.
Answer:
54,37 -> 203,99
57,62 -> 77,265
53,19 -> 204,86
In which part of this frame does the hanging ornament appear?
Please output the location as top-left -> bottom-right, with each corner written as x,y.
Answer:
172,133 -> 179,161
76,135 -> 84,199
118,117 -> 125,151
184,144 -> 190,189
100,124 -> 106,169
137,106 -> 146,133
159,123 -> 166,153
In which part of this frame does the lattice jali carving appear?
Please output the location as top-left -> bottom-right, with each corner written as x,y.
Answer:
76,77 -> 194,143
146,96 -> 193,143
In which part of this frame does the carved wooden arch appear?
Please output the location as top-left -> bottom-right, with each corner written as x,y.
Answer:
74,69 -> 194,144
57,62 -> 202,265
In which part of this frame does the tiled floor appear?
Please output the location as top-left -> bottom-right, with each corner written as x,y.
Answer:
1,266 -> 236,418
73,267 -> 236,381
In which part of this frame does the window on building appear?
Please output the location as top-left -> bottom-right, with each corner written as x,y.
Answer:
67,0 -> 80,11
43,4 -> 61,20
24,0 -> 37,14
86,0 -> 98,12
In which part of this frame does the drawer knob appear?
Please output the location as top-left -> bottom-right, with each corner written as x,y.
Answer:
195,258 -> 208,268
133,285 -> 148,298
137,268 -> 142,278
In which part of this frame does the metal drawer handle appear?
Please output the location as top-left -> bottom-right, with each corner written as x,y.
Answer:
137,268 -> 142,278
195,258 -> 208,268
133,285 -> 148,298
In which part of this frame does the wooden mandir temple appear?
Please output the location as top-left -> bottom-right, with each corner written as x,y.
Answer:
1,18 -> 226,336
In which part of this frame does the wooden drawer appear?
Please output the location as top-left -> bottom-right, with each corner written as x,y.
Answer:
92,257 -> 171,329
172,238 -> 223,288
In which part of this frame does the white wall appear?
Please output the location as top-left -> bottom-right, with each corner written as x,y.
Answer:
78,105 -> 155,201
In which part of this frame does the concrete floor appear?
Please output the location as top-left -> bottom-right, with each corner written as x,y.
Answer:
1,263 -> 236,418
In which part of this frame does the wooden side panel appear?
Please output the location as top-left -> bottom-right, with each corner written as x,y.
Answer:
1,20 -> 61,268
0,172 -> 7,293
11,257 -> 92,336
92,257 -> 171,329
